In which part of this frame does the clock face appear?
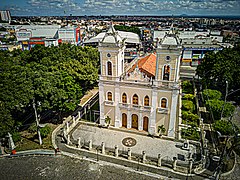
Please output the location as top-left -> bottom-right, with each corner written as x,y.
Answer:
166,56 -> 171,61
107,53 -> 111,58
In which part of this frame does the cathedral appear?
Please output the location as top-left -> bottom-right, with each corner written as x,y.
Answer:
98,25 -> 182,139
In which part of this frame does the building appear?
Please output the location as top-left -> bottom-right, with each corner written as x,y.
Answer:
21,37 -> 60,50
98,25 -> 182,139
153,30 -> 223,67
0,10 -> 11,23
84,29 -> 140,61
58,27 -> 81,44
15,25 -> 60,42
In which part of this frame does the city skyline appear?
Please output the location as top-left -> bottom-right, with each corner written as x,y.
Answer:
1,0 -> 240,17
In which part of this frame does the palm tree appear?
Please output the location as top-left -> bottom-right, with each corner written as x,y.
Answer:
158,125 -> 166,136
105,116 -> 111,127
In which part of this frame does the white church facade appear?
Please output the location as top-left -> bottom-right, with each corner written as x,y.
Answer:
98,25 -> 182,139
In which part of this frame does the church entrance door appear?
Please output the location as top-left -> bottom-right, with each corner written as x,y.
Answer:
143,117 -> 148,131
131,114 -> 138,130
122,113 -> 127,128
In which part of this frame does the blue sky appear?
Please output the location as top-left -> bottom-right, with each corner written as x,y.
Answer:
1,0 -> 240,16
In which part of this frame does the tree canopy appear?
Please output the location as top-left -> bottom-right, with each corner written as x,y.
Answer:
114,25 -> 141,37
202,89 -> 222,100
196,45 -> 240,100
0,44 -> 99,137
206,99 -> 235,120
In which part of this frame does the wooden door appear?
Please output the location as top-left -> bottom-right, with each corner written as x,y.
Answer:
132,114 -> 138,129
143,117 -> 149,131
122,113 -> 127,128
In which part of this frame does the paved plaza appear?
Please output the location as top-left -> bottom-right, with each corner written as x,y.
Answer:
72,123 -> 196,161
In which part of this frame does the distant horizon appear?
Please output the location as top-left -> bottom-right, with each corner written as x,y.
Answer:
10,14 -> 240,19
1,0 -> 240,17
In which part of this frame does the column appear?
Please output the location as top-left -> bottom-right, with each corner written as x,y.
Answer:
139,111 -> 143,131
189,159 -> 193,173
99,82 -> 105,125
72,116 -> 76,126
127,110 -> 131,128
168,89 -> 179,138
115,145 -> 118,157
149,88 -> 157,135
157,154 -> 161,167
66,122 -> 69,134
128,148 -> 131,160
78,137 -> 81,148
114,84 -> 121,127
101,142 -> 105,155
142,151 -> 146,163
89,140 -> 92,151
67,135 -> 71,145
173,157 -> 177,171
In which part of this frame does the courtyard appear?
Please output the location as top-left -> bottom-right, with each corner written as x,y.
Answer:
72,123 -> 197,163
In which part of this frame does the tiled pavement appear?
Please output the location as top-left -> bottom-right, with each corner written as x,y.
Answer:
72,123 -> 196,161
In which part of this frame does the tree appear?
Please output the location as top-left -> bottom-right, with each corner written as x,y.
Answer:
158,125 -> 166,136
182,100 -> 195,112
182,94 -> 195,101
114,25 -> 141,37
182,111 -> 199,127
213,120 -> 234,136
203,89 -> 222,100
206,99 -> 235,120
181,127 -> 200,141
182,80 -> 193,94
196,45 -> 240,98
40,125 -> 51,138
0,102 -> 14,137
0,44 -> 99,138
105,116 -> 111,125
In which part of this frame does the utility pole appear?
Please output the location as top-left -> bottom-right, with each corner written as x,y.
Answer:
33,99 -> 42,145
220,80 -> 228,120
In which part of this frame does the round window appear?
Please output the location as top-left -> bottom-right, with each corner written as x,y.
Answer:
166,56 -> 171,61
107,53 -> 111,58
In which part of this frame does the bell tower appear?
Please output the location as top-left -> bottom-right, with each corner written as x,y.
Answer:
155,26 -> 182,83
152,25 -> 183,138
98,25 -> 125,126
98,25 -> 125,80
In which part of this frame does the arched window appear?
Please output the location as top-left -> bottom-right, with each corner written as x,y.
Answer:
163,65 -> 170,80
122,93 -> 127,103
161,98 -> 167,108
132,94 -> 138,105
144,96 -> 149,106
107,92 -> 112,101
107,61 -> 112,75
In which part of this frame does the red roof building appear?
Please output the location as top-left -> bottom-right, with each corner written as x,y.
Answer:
128,53 -> 157,77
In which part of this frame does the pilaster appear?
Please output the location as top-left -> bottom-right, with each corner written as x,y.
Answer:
139,111 -> 143,131
114,83 -> 120,127
168,89 -> 179,138
99,82 -> 105,125
127,110 -> 131,128
149,88 -> 157,135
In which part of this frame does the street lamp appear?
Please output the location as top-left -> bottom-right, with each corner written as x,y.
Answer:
220,80 -> 240,120
33,98 -> 42,145
220,80 -> 228,120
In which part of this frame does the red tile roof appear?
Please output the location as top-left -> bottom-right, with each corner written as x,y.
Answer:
128,53 -> 156,77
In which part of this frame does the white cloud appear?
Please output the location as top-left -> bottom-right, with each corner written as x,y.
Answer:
5,0 -> 240,16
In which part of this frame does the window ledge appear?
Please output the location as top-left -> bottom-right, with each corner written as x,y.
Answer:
157,107 -> 168,114
105,101 -> 114,106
